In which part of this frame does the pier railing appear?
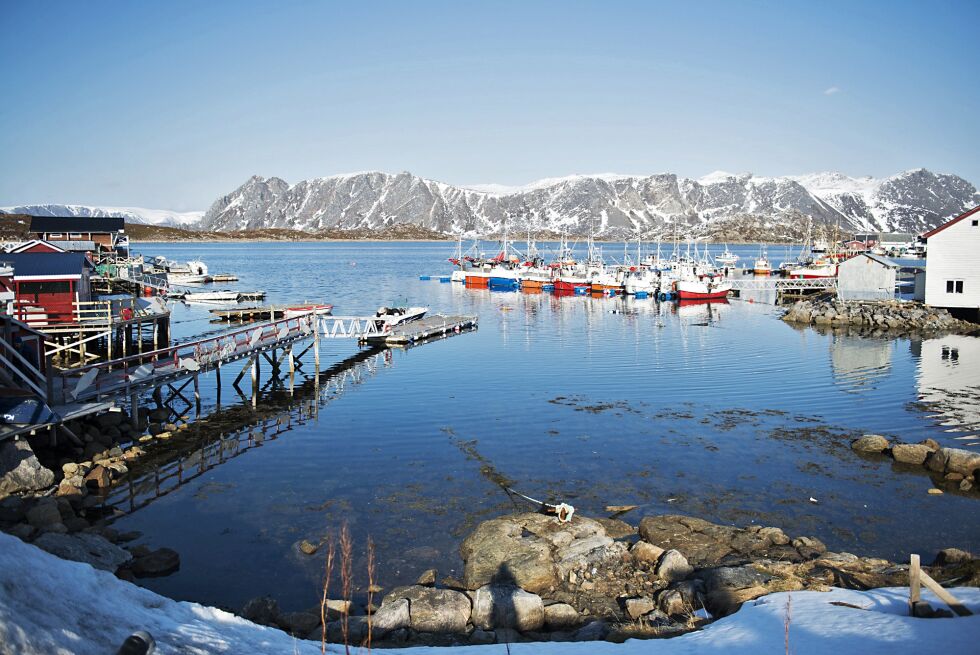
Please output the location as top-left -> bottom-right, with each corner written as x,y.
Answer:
54,313 -> 316,404
728,277 -> 838,291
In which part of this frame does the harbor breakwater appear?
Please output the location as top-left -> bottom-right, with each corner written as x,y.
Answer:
782,299 -> 978,334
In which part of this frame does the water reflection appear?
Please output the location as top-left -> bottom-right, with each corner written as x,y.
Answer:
914,335 -> 980,437
830,335 -> 893,393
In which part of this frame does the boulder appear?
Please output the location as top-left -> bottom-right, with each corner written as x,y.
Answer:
543,602 -> 580,630
926,449 -> 949,473
33,532 -> 132,571
25,498 -> 63,529
131,547 -> 180,577
701,565 -> 772,616
573,620 -> 609,641
623,597 -> 655,620
594,517 -> 636,539
241,596 -> 281,627
83,465 -> 111,489
370,598 -> 410,636
0,439 -> 55,497
792,536 -> 827,559
891,443 -> 931,465
278,610 -> 321,636
638,515 -> 737,566
655,549 -> 693,582
942,448 -> 980,477
0,496 -> 26,522
383,585 -> 471,634
932,548 -> 973,566
757,527 -> 790,546
471,584 -> 544,631
631,541 -> 664,564
416,568 -> 437,586
460,514 -> 565,593
657,589 -> 687,616
851,435 -> 889,453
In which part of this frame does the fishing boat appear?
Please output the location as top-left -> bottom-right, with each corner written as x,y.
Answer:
623,267 -> 657,295
753,248 -> 772,275
787,259 -> 837,279
715,244 -> 739,266
168,272 -> 209,285
374,306 -> 428,329
283,303 -> 333,318
676,275 -> 732,300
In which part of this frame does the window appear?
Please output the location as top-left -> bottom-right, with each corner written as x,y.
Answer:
48,233 -> 63,239
946,280 -> 964,293
972,219 -> 978,227
69,233 -> 83,239
18,281 -> 72,296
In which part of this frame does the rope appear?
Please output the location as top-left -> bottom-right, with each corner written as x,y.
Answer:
504,486 -> 575,523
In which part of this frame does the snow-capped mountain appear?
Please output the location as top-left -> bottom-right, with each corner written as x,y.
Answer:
200,169 -> 979,238
0,204 -> 204,227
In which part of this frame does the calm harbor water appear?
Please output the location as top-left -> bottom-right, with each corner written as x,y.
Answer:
111,241 -> 980,613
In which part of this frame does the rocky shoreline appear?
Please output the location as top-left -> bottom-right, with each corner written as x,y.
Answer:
851,434 -> 980,494
231,512 -> 979,648
782,299 -> 978,335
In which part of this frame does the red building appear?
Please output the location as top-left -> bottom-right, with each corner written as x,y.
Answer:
0,252 -> 95,324
27,216 -> 127,255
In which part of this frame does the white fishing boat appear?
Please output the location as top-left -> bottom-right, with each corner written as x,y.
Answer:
168,272 -> 208,285
623,267 -> 657,295
753,247 -> 772,275
283,303 -> 333,318
715,244 -> 739,266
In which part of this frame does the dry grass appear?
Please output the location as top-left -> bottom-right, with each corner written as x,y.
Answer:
320,537 -> 336,655
784,594 -> 792,655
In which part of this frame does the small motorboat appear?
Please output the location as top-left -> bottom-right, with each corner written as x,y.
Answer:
181,290 -> 241,303
753,247 -> 772,275
284,303 -> 333,318
715,245 -> 739,267
168,273 -> 209,285
374,306 -> 428,330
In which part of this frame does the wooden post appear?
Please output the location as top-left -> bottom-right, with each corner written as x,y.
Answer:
130,390 -> 139,429
193,373 -> 201,417
288,344 -> 295,394
215,364 -> 222,408
251,355 -> 258,407
909,554 -> 921,616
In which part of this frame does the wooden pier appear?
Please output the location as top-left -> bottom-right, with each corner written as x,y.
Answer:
211,305 -> 327,323
362,314 -> 478,345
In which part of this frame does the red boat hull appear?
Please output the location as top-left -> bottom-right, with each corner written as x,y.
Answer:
676,289 -> 730,300
553,280 -> 588,292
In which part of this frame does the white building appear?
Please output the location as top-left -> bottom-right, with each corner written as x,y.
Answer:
921,205 -> 980,320
837,252 -> 898,300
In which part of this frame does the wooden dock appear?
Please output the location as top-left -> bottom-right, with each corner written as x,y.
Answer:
211,305 -> 320,323
361,314 -> 478,345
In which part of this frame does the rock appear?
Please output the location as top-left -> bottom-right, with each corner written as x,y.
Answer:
278,610 -> 321,636
932,548 -> 973,566
942,448 -> 980,477
658,589 -> 688,616
624,597 -> 655,620
26,498 -> 63,529
131,547 -> 180,577
892,443 -> 932,465
83,465 -> 111,489
62,462 -> 79,477
298,539 -> 318,555
0,496 -> 26,522
64,516 -> 90,533
416,568 -> 437,586
468,628 -> 496,645
960,479 -> 973,492
383,585 -> 471,634
56,477 -> 84,497
757,527 -> 790,546
573,620 -> 609,641
655,549 -> 693,582
371,598 -> 410,635
792,536 -> 827,559
702,565 -> 772,616
920,438 -> 940,451
851,435 -> 889,453
631,541 -> 664,564
594,517 -> 636,539
0,439 -> 55,497
638,515 -> 738,566
459,513 -> 564,593
471,584 -> 544,631
927,488 -> 944,495
6,522 -> 35,541
926,449 -> 949,473
544,602 -> 581,630
33,532 -> 132,571
324,616 -> 369,644
241,596 -> 281,627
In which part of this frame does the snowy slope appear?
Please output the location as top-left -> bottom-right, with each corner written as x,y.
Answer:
1,532 -> 978,655
0,204 -> 204,227
200,169 -> 980,237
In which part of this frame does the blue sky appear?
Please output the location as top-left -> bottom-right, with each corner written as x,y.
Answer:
1,0 -> 978,210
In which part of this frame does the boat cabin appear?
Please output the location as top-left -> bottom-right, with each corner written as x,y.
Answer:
0,252 -> 95,324
28,216 -> 127,256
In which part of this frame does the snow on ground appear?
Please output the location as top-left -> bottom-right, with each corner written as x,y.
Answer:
0,204 -> 203,226
1,532 -> 978,654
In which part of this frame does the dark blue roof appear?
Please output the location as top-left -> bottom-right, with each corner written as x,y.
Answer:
0,252 -> 94,277
29,216 -> 124,233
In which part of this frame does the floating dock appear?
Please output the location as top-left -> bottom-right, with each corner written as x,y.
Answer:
210,274 -> 239,282
361,314 -> 478,345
